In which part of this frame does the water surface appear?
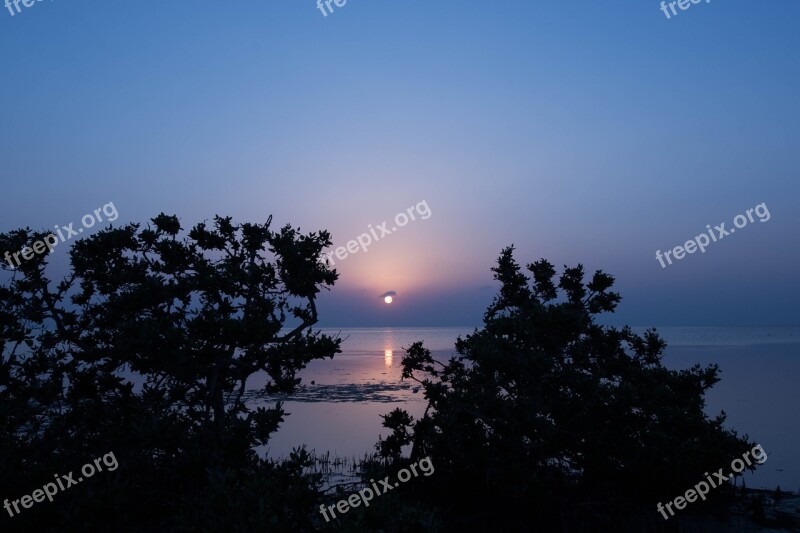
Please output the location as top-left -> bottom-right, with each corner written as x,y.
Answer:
260,327 -> 800,491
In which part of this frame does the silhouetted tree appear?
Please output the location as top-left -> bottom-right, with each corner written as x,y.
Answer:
376,246 -> 758,530
0,214 -> 339,532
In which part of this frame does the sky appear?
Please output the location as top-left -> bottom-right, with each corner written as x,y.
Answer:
1,0 -> 798,327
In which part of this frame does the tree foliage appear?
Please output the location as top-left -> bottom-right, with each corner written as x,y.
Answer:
377,246 -> 755,530
0,214 -> 339,532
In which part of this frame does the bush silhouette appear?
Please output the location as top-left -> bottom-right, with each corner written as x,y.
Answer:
374,246 -> 757,530
0,214 -> 339,532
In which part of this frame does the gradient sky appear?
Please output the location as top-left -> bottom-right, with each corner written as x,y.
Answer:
1,0 -> 798,327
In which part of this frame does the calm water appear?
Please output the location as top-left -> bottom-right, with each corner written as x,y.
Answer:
260,327 -> 800,491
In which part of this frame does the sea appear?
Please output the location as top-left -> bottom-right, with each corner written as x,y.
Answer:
252,326 -> 800,492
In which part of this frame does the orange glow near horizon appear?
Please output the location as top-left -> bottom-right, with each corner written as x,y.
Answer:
328,236 -> 484,295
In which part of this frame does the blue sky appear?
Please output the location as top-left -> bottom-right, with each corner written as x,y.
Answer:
1,0 -> 798,326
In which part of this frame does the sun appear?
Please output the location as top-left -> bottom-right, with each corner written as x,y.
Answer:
384,296 -> 393,304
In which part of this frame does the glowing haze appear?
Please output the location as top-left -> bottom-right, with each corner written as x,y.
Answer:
0,1 -> 798,327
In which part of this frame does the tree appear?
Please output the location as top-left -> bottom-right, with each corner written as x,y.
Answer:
0,214 -> 339,531
377,246 -> 756,530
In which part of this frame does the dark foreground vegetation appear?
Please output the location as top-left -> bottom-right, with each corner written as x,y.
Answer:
0,217 -> 772,531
